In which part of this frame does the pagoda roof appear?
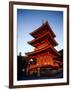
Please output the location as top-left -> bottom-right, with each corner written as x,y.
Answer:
25,46 -> 60,57
30,21 -> 56,38
28,31 -> 58,47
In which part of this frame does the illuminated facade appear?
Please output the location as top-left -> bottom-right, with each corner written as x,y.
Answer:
26,21 -> 62,76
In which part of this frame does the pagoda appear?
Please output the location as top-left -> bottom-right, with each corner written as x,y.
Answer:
25,21 -> 62,77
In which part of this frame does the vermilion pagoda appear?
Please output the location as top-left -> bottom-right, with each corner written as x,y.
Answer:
25,21 -> 62,76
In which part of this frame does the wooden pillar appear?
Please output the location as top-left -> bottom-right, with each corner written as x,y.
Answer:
37,67 -> 40,77
26,65 -> 29,76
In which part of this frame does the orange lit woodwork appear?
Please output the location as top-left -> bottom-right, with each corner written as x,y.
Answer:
26,21 -> 61,76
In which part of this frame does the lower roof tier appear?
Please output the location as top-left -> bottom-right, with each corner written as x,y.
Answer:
25,46 -> 60,57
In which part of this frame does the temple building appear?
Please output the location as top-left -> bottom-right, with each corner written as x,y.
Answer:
25,21 -> 62,77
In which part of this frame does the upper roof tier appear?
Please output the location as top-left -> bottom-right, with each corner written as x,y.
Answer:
30,21 -> 56,38
28,31 -> 58,47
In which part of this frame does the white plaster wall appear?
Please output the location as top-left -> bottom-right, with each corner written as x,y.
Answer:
0,0 -> 71,90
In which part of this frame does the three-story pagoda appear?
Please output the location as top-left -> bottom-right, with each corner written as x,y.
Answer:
25,21 -> 62,76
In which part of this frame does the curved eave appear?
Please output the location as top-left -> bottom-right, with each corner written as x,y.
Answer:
28,32 -> 58,47
25,46 -> 60,57
28,41 -> 58,47
29,33 -> 37,38
29,23 -> 45,35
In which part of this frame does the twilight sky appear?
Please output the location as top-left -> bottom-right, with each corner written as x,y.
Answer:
17,9 -> 63,56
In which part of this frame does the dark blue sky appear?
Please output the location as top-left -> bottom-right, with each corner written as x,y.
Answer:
17,9 -> 63,56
